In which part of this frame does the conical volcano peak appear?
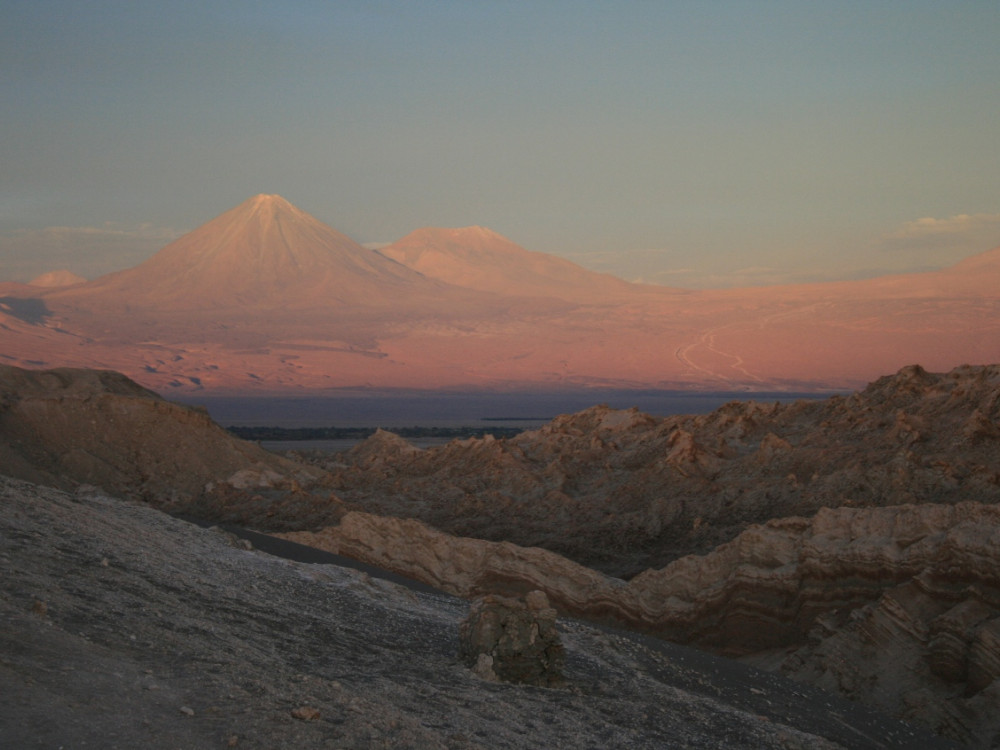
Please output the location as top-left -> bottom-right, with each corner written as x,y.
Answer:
235,193 -> 306,222
53,194 -> 445,310
448,225 -> 505,240
246,193 -> 293,209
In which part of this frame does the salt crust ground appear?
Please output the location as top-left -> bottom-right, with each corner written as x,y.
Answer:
0,477 -> 955,750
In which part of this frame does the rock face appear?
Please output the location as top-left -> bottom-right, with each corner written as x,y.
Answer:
4,475 -> 948,750
770,505 -> 1000,747
282,502 -> 1000,747
316,364 -> 1000,577
274,364 -> 1000,745
0,364 -> 320,505
458,591 -> 565,687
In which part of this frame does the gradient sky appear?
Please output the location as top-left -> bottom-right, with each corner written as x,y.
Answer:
2,1 -> 999,287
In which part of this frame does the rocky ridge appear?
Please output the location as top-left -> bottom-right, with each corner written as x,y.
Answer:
5,362 -> 1000,745
0,363 -> 321,502
273,364 -> 1000,746
308,364 -> 1000,577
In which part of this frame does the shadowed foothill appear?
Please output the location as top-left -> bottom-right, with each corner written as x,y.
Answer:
0,296 -> 50,324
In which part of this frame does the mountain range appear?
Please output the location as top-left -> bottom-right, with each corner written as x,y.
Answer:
2,193 -> 997,393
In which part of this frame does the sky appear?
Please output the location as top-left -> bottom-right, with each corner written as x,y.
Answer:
2,1 -> 999,287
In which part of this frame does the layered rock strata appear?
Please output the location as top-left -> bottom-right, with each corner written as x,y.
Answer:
6,361 -> 1000,745
282,501 -> 1000,746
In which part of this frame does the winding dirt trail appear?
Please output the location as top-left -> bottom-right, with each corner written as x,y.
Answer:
674,301 -> 832,383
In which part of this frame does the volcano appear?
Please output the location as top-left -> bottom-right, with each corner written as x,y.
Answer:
2,194 -> 999,393
51,194 -> 452,311
380,225 -> 640,301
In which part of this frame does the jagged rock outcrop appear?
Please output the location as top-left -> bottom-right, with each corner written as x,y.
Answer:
309,364 -> 1000,576
0,364 -> 321,505
458,591 -> 565,686
282,501 -> 1000,747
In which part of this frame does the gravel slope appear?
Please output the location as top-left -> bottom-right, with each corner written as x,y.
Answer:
0,476 -> 956,749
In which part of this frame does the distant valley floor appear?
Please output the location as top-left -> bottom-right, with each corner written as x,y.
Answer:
180,388 -> 836,429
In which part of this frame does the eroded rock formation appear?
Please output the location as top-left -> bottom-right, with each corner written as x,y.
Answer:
12,474 -> 930,750
0,364 -> 321,505
310,364 -> 1000,576
7,361 -> 1000,745
282,501 -> 1000,746
458,591 -> 565,687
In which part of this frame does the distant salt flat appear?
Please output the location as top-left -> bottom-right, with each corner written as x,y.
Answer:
180,389 -> 833,429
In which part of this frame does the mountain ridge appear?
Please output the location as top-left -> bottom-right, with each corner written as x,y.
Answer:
0,360 -> 989,747
379,224 -> 642,301
2,193 -> 998,393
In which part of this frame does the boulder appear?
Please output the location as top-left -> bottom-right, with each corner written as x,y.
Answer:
458,591 -> 564,687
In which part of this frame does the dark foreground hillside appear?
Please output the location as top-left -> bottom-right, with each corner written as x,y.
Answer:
0,477 -> 952,749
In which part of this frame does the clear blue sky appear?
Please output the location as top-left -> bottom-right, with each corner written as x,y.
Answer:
2,1 -> 999,286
